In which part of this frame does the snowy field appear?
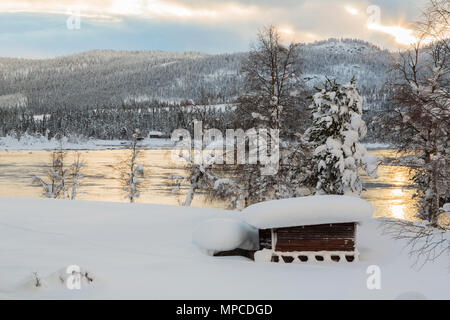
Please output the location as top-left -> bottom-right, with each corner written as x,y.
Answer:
0,197 -> 448,300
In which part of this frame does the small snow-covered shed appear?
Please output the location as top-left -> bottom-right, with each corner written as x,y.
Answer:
244,196 -> 373,263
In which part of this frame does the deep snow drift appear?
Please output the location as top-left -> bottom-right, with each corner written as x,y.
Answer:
193,218 -> 259,256
0,197 -> 448,299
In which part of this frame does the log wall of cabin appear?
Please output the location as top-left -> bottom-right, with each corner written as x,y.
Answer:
259,223 -> 356,252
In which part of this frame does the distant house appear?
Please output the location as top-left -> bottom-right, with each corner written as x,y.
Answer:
245,196 -> 374,263
147,131 -> 167,139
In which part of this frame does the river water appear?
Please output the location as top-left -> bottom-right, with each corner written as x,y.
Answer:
0,149 -> 417,220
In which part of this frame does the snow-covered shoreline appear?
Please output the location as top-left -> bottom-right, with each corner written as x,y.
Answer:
0,197 -> 448,300
0,135 -> 176,151
0,134 -> 391,151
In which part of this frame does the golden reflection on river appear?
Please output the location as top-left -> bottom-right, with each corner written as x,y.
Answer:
360,149 -> 417,220
0,149 -> 417,220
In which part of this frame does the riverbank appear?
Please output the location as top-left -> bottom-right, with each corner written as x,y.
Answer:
0,134 -> 175,151
0,134 -> 391,151
0,197 -> 448,299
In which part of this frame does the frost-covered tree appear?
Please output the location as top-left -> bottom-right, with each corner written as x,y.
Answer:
32,146 -> 68,199
167,148 -> 246,208
237,25 -> 306,137
232,26 -> 310,207
33,146 -> 86,200
306,78 -> 378,196
120,129 -> 145,203
182,163 -> 216,207
174,149 -> 219,207
212,178 -> 247,210
70,152 -> 84,200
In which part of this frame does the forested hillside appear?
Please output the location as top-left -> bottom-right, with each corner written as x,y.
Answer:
0,39 -> 393,113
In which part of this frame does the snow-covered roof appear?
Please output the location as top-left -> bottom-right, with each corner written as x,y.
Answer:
244,196 -> 374,229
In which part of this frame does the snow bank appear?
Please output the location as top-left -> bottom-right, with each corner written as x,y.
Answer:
244,195 -> 374,229
193,219 -> 258,255
0,197 -> 448,299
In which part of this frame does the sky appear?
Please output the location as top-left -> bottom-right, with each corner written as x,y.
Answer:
0,0 -> 429,58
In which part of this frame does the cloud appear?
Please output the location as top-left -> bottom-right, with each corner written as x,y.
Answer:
0,0 -> 262,21
0,0 -> 430,57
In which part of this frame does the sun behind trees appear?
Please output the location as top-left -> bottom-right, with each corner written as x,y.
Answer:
381,0 -> 449,266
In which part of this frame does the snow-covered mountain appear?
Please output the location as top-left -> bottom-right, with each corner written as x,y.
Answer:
0,38 -> 393,111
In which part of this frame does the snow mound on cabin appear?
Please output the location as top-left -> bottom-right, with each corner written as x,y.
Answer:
193,219 -> 258,256
244,195 -> 374,229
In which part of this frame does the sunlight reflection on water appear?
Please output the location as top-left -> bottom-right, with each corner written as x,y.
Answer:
0,149 -> 418,220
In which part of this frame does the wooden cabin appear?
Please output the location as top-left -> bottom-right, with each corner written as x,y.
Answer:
258,222 -> 358,263
244,196 -> 373,264
199,196 -> 372,263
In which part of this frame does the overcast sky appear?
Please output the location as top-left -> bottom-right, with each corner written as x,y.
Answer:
0,0 -> 429,58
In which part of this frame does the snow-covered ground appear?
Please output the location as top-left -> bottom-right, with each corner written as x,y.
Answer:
0,197 -> 448,300
0,135 -> 175,151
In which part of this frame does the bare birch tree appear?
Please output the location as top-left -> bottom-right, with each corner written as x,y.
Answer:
383,0 -> 449,266
119,129 -> 145,203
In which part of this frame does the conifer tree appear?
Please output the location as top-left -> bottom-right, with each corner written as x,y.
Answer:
306,78 -> 378,196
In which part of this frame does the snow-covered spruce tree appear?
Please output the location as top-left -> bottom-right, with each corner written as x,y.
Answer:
120,129 -> 145,203
306,78 -> 378,196
32,145 -> 68,199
